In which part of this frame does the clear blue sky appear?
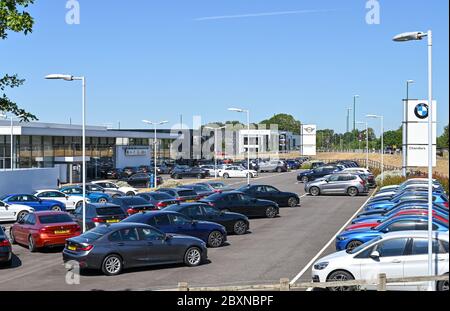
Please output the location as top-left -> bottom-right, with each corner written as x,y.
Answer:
1,0 -> 448,135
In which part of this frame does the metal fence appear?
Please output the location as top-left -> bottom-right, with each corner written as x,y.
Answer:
173,274 -> 448,291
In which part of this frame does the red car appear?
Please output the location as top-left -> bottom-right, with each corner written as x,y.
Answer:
10,211 -> 81,252
346,210 -> 449,231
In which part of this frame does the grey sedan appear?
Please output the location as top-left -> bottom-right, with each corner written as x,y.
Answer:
304,173 -> 369,197
63,222 -> 208,276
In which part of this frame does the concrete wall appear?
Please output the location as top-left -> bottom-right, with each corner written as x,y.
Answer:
0,168 -> 59,196
115,146 -> 152,169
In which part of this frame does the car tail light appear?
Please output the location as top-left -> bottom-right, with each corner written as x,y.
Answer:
39,227 -> 50,233
127,208 -> 137,215
207,202 -> 215,207
76,244 -> 94,252
444,202 -> 449,208
0,239 -> 11,247
156,202 -> 166,209
92,217 -> 106,223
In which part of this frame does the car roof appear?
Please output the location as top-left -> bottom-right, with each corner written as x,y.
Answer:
382,230 -> 449,240
87,203 -> 121,208
35,189 -> 62,192
32,211 -> 70,216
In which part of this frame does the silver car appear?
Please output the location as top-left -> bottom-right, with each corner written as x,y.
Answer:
304,173 -> 368,197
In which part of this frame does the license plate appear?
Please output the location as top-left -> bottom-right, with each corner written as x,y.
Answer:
54,230 -> 70,235
185,200 -> 195,203
68,245 -> 76,251
106,219 -> 120,223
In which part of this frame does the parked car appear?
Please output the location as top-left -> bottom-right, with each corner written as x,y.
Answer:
377,178 -> 439,193
312,231 -> 449,291
335,216 -> 449,251
258,160 -> 288,173
286,160 -> 301,170
123,173 -> 163,188
102,168 -> 125,179
91,181 -> 138,196
179,184 -> 215,199
137,192 -> 179,209
85,183 -> 125,198
72,203 -> 127,231
310,161 -> 326,169
373,183 -> 444,199
305,173 -> 369,197
122,166 -> 139,177
0,194 -> 66,212
34,190 -> 86,211
111,196 -> 157,215
59,185 -> 111,204
123,211 -> 227,248
198,192 -> 279,218
237,184 -> 300,207
199,165 -> 221,177
0,200 -> 34,222
157,188 -> 200,202
170,166 -> 209,179
165,203 -> 250,235
365,192 -> 448,211
10,211 -> 81,252
297,166 -> 342,183
157,163 -> 175,174
63,223 -> 207,276
0,226 -> 12,266
195,182 -> 226,193
218,166 -> 258,179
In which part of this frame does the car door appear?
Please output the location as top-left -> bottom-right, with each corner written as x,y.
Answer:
237,194 -> 259,217
359,238 -> 409,291
402,237 -> 449,291
0,201 -> 15,221
168,213 -> 197,237
320,175 -> 340,194
150,214 -> 172,233
13,214 -> 29,244
185,205 -> 207,221
109,228 -> 149,267
137,227 -> 179,263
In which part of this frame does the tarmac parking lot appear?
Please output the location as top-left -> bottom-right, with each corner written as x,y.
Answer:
0,170 -> 373,291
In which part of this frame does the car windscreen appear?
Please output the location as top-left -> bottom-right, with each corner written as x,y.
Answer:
150,192 -> 174,200
121,198 -> 148,205
348,236 -> 382,254
80,226 -> 111,241
39,214 -> 73,224
122,213 -> 150,223
178,190 -> 197,196
201,193 -> 222,201
96,207 -> 125,216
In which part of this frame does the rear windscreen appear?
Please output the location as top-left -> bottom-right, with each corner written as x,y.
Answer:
151,193 -> 173,200
81,226 -> 111,241
96,207 -> 125,216
39,214 -> 73,224
178,190 -> 197,196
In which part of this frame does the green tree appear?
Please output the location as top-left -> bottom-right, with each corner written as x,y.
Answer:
438,125 -> 449,148
0,0 -> 37,121
260,113 -> 301,134
383,127 -> 402,149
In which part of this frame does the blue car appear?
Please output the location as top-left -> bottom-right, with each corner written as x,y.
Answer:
0,194 -> 66,212
353,204 -> 449,224
59,186 -> 111,203
336,216 -> 449,251
357,199 -> 448,219
123,211 -> 227,248
364,192 -> 448,211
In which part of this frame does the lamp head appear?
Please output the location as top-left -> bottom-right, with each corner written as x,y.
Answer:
45,74 -> 74,81
393,31 -> 427,42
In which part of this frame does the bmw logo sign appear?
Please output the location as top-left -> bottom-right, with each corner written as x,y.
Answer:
414,103 -> 429,119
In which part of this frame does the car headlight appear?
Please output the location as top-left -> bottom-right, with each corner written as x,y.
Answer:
86,198 -> 91,203
313,262 -> 329,270
337,236 -> 347,241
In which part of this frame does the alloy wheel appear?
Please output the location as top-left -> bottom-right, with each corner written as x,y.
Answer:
288,197 -> 298,207
208,231 -> 224,248
51,206 -> 62,211
233,221 -> 247,235
310,187 -> 320,196
185,247 -> 201,266
266,206 -> 277,218
103,256 -> 122,275
346,240 -> 362,251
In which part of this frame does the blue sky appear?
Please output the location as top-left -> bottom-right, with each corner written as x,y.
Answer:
1,0 -> 448,135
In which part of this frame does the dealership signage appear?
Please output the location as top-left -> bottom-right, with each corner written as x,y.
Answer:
404,100 -> 437,167
125,148 -> 148,157
300,124 -> 317,156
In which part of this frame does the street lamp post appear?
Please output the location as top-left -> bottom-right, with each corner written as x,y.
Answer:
366,115 -> 384,184
45,74 -> 87,233
228,107 -> 251,185
403,80 -> 415,177
356,121 -> 369,169
353,95 -> 359,132
205,126 -> 227,178
393,30 -> 434,291
346,107 -> 352,133
143,120 -> 169,189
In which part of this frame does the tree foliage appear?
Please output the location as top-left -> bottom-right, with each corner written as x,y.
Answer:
438,125 -> 449,148
0,0 -> 37,121
260,113 -> 301,134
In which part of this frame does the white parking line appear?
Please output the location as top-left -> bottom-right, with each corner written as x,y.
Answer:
289,193 -> 375,286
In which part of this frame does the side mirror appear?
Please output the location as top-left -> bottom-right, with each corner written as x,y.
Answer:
164,234 -> 173,241
370,251 -> 380,260
66,196 -> 70,200
1,226 -> 6,232
191,219 -> 198,225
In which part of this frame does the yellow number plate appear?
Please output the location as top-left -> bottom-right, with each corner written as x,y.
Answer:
55,230 -> 70,235
106,219 -> 120,223
185,200 -> 195,203
68,245 -> 76,251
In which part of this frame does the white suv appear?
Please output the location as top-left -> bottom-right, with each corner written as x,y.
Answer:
312,231 -> 449,291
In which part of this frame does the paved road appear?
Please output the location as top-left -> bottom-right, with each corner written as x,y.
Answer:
0,171 -> 371,291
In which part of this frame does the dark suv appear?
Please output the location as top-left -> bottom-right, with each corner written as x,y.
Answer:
297,165 -> 342,183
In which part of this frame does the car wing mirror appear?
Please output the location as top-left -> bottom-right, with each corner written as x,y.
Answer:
370,251 -> 380,260
164,234 -> 173,241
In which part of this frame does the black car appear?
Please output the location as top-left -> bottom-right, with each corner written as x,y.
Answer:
72,203 -> 127,231
165,203 -> 250,235
199,191 -> 279,218
111,197 -> 157,215
124,173 -> 163,188
122,166 -> 139,177
297,165 -> 342,183
237,185 -> 300,207
197,182 -> 227,192
310,161 -> 326,169
102,168 -> 124,179
170,166 -> 209,179
286,160 -> 301,170
0,226 -> 12,266
179,184 -> 215,199
157,163 -> 174,174
157,188 -> 200,202
137,192 -> 180,209
63,223 -> 207,276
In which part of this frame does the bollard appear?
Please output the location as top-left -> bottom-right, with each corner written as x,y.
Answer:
377,273 -> 387,291
178,282 -> 189,291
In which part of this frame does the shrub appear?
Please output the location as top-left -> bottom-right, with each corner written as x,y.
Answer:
301,163 -> 312,169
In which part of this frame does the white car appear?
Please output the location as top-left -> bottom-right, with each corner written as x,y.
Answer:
0,200 -> 34,222
91,180 -> 138,196
343,167 -> 372,175
373,183 -> 442,198
218,166 -> 258,179
34,190 -> 87,211
312,231 -> 449,291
